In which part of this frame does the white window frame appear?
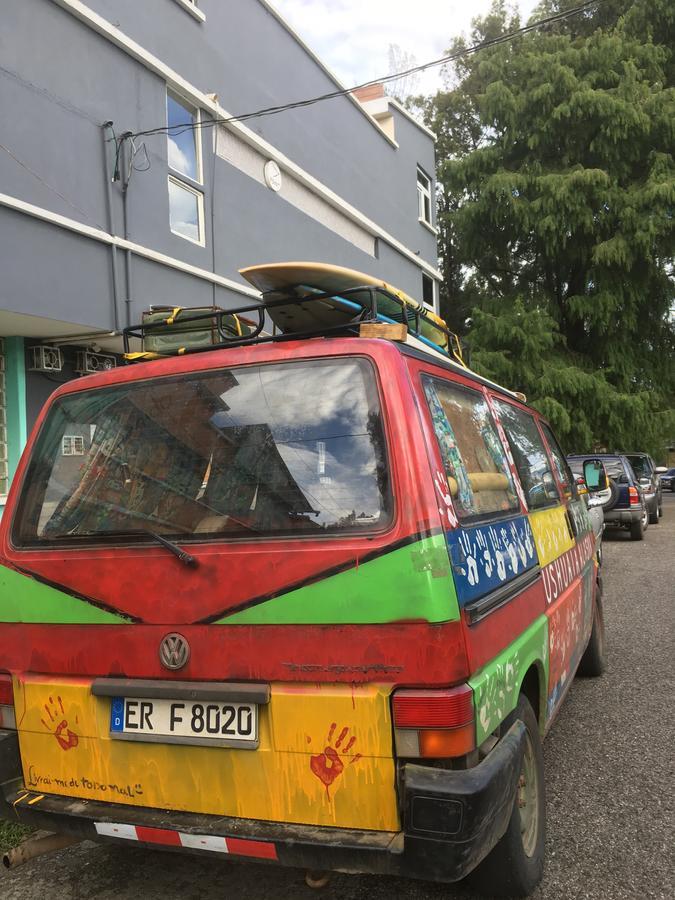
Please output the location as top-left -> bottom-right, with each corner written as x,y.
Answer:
422,273 -> 437,311
62,435 -> 85,457
166,88 -> 205,246
167,90 -> 203,185
168,175 -> 206,246
171,0 -> 206,23
417,167 -> 432,226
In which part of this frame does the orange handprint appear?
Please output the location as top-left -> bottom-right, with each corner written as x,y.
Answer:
310,723 -> 361,798
41,696 -> 79,751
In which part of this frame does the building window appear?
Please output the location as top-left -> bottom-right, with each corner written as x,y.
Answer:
422,273 -> 434,307
168,176 -> 205,244
62,435 -> 85,457
417,167 -> 432,225
167,90 -> 204,244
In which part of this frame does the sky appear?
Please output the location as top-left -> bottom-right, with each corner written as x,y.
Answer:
271,0 -> 540,95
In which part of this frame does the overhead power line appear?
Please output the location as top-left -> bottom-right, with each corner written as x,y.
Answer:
124,0 -> 605,144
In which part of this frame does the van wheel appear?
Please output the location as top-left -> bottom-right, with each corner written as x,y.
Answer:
630,512 -> 645,541
467,696 -> 545,897
578,581 -> 605,677
648,502 -> 659,525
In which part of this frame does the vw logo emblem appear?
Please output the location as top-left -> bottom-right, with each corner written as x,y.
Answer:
159,633 -> 190,670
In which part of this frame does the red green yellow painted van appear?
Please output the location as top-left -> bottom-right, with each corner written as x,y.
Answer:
0,332 -> 605,895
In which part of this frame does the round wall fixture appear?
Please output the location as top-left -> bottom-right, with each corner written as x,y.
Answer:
264,160 -> 282,192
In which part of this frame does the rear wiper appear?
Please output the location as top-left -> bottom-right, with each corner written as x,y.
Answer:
79,528 -> 199,567
145,531 -> 198,567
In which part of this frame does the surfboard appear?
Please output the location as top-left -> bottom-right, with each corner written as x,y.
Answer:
238,261 -> 456,362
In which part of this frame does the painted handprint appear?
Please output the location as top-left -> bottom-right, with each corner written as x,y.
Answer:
510,522 -> 529,566
434,470 -> 458,528
475,530 -> 493,578
505,537 -> 519,574
310,723 -> 361,798
41,696 -> 79,751
489,528 -> 507,581
458,530 -> 479,585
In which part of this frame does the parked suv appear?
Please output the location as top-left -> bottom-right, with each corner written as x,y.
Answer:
624,453 -> 663,524
568,454 -> 649,541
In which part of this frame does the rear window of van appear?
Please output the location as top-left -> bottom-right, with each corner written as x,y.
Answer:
13,358 -> 392,545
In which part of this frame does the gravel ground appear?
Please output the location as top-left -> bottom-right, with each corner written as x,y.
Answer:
3,495 -> 674,899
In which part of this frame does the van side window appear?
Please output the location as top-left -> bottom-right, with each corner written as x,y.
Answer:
423,378 -> 519,520
540,422 -> 575,498
493,401 -> 560,509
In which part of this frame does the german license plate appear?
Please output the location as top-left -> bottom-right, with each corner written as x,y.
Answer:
109,696 -> 258,748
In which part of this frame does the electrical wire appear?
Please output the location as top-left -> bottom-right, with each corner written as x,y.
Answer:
122,0 -> 606,144
0,139 -> 108,231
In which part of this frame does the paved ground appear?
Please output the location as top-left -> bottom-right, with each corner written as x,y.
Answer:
3,495 -> 674,899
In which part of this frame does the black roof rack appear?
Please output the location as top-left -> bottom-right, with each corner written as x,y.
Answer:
122,284 -> 466,366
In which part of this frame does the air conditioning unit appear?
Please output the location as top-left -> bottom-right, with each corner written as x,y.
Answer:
75,351 -> 117,374
29,345 -> 63,373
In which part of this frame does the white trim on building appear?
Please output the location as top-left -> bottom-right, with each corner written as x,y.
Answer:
51,0 -> 442,280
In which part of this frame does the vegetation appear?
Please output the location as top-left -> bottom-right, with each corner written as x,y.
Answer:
419,0 -> 674,455
0,820 -> 32,851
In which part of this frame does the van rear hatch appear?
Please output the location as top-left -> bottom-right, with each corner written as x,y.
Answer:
2,344 -> 466,833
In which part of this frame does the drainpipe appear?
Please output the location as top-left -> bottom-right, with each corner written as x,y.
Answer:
101,122 -> 121,332
121,132 -> 134,328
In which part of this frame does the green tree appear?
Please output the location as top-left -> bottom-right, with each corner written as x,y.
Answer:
424,0 -> 675,455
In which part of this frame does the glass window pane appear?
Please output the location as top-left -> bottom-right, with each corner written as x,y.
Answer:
167,92 -> 198,180
540,422 -> 574,497
168,178 -> 201,242
14,359 -> 392,544
494,401 -> 560,509
424,379 -> 519,520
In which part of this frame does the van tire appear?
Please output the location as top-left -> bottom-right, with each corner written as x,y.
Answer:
578,581 -> 605,677
467,696 -> 545,898
648,501 -> 659,525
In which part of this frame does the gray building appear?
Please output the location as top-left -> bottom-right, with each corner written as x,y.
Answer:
0,0 -> 439,511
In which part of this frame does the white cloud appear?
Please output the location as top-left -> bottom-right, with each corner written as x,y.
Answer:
270,0 -> 540,94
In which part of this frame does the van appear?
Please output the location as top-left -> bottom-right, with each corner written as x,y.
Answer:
0,278 -> 607,897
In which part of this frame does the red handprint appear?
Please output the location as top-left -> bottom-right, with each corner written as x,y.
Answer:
309,723 -> 361,798
41,696 -> 79,751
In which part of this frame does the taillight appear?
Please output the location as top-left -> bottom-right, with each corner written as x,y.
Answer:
392,686 -> 475,758
629,486 -> 640,506
0,673 -> 16,729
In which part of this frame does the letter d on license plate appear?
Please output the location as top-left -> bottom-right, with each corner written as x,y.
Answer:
109,696 -> 258,749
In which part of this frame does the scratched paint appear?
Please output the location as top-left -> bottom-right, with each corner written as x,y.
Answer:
546,563 -> 595,718
220,534 -> 459,625
469,615 -> 549,744
15,676 -> 399,832
541,532 -> 595,606
0,565 -> 131,624
446,515 -> 537,606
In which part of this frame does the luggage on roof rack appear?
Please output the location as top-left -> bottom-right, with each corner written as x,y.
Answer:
122,262 -> 466,367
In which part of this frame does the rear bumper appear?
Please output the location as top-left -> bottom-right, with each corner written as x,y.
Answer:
0,722 -> 525,883
604,508 -> 642,525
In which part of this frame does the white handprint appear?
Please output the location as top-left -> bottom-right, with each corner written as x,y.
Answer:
524,528 -> 534,559
495,549 -> 506,580
459,531 -> 479,586
476,531 -> 493,578
506,539 -> 519,573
